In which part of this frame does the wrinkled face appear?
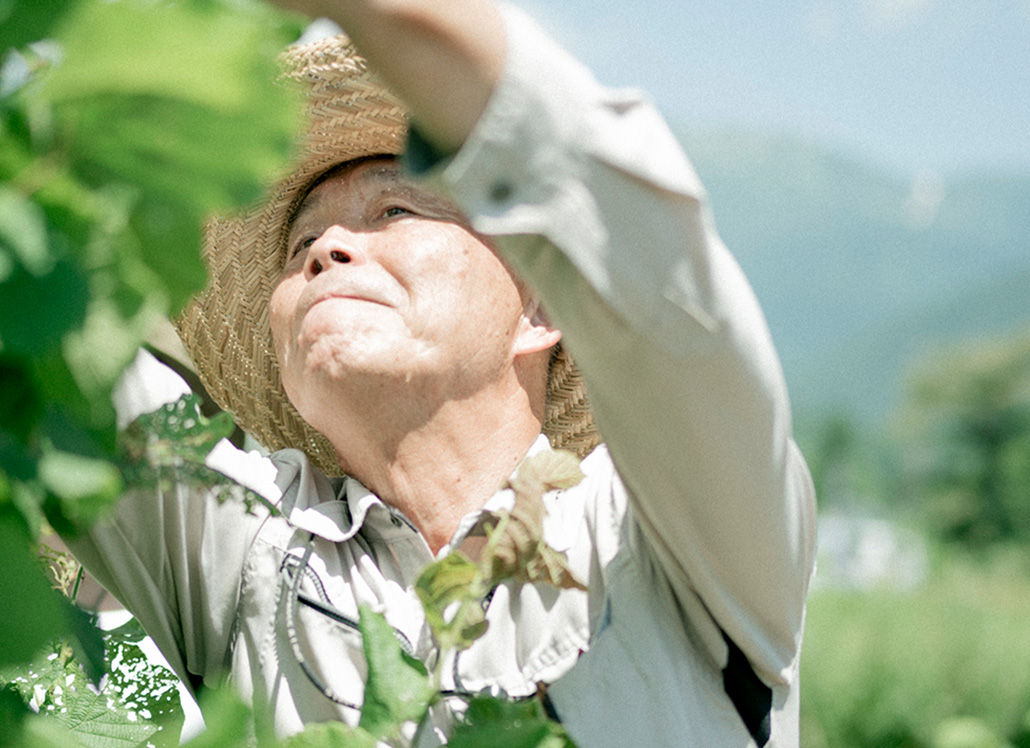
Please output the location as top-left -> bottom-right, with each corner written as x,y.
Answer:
269,158 -> 529,420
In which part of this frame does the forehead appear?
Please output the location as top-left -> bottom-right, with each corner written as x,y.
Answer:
291,157 -> 459,224
293,158 -> 399,209
322,157 -> 406,189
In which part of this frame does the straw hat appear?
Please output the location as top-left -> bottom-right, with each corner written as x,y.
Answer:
175,34 -> 598,476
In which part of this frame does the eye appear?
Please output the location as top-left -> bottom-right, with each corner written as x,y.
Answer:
289,235 -> 317,259
382,205 -> 413,219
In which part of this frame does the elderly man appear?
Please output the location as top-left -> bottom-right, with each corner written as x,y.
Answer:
69,0 -> 817,745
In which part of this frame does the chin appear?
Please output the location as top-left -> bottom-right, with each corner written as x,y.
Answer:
285,334 -> 413,407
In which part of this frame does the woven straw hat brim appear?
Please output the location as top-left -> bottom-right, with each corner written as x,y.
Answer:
175,35 -> 598,475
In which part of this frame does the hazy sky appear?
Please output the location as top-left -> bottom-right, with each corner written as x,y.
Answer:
511,0 -> 1030,177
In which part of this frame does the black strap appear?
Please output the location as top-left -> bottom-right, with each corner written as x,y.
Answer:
721,632 -> 772,746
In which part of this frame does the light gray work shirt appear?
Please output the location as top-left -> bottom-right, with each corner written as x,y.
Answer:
69,6 -> 817,746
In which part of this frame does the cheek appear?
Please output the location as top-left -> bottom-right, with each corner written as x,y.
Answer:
268,278 -> 298,358
476,253 -> 526,319
417,228 -> 515,298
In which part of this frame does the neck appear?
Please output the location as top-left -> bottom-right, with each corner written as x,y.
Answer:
314,373 -> 544,553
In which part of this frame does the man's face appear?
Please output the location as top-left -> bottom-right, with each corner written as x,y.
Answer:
269,159 -> 528,420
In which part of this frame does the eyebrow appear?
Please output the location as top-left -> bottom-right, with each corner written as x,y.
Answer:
291,163 -> 411,222
291,163 -> 464,228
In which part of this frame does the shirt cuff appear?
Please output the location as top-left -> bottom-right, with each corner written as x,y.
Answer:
403,122 -> 452,176
404,4 -> 601,237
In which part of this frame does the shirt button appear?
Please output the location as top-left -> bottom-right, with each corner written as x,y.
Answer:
489,181 -> 513,203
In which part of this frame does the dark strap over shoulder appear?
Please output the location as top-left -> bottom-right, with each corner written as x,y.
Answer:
722,632 -> 772,746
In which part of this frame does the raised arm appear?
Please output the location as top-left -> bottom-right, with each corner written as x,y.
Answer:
270,0 -> 506,153
272,0 -> 816,688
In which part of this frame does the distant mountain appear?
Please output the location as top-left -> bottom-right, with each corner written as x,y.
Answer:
673,127 -> 1030,426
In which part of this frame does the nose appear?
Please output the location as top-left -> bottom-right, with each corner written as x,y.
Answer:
304,226 -> 363,280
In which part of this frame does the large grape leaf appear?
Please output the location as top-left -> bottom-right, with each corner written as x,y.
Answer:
41,0 -> 304,312
0,515 -> 68,667
415,551 -> 489,653
357,605 -> 433,743
283,722 -> 377,748
0,257 -> 89,356
1,626 -> 182,748
120,392 -> 278,517
448,696 -> 578,748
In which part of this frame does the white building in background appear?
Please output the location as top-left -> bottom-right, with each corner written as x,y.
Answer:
815,512 -> 929,591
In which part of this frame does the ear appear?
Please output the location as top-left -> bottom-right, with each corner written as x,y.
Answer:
512,298 -> 562,357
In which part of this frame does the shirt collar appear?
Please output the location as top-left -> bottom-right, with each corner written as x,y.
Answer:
285,434 -> 556,550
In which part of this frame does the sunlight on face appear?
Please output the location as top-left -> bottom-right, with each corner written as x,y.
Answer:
268,159 -> 529,424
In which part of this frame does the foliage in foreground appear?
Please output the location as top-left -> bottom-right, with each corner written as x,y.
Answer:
1,620 -> 184,748
0,0 -> 296,742
3,450 -> 584,748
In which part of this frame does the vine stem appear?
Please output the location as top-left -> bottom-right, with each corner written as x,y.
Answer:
71,564 -> 85,603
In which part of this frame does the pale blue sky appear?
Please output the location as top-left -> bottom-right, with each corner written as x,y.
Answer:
511,0 -> 1030,177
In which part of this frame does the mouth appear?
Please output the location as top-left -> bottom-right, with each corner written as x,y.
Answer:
308,289 -> 393,312
313,294 -> 387,306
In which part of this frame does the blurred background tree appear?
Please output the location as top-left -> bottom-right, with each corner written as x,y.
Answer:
896,332 -> 1030,549
800,328 -> 1030,748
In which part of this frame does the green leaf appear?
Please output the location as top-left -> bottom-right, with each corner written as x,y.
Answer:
0,0 -> 78,51
415,552 -> 482,617
123,394 -> 236,464
2,477 -> 43,541
58,686 -> 160,748
62,297 -> 152,415
0,683 -> 31,748
4,716 -> 77,748
39,0 -> 304,312
415,552 -> 489,652
47,0 -> 300,121
119,393 -> 278,516
96,624 -> 183,747
0,355 -> 42,449
61,602 -> 104,687
100,616 -> 146,644
38,449 -> 120,503
128,195 -> 207,314
1,632 -> 179,748
34,353 -> 117,453
0,514 -> 69,666
0,257 -> 89,355
0,539 -> 103,690
932,716 -> 1009,748
448,696 -> 578,748
357,605 -> 433,742
183,688 -> 251,748
0,185 -> 51,279
283,722 -> 378,748
38,448 -> 123,527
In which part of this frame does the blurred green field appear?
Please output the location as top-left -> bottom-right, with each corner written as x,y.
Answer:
800,550 -> 1030,748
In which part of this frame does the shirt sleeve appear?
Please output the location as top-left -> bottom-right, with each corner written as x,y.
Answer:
412,4 -> 817,685
63,350 -> 271,692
